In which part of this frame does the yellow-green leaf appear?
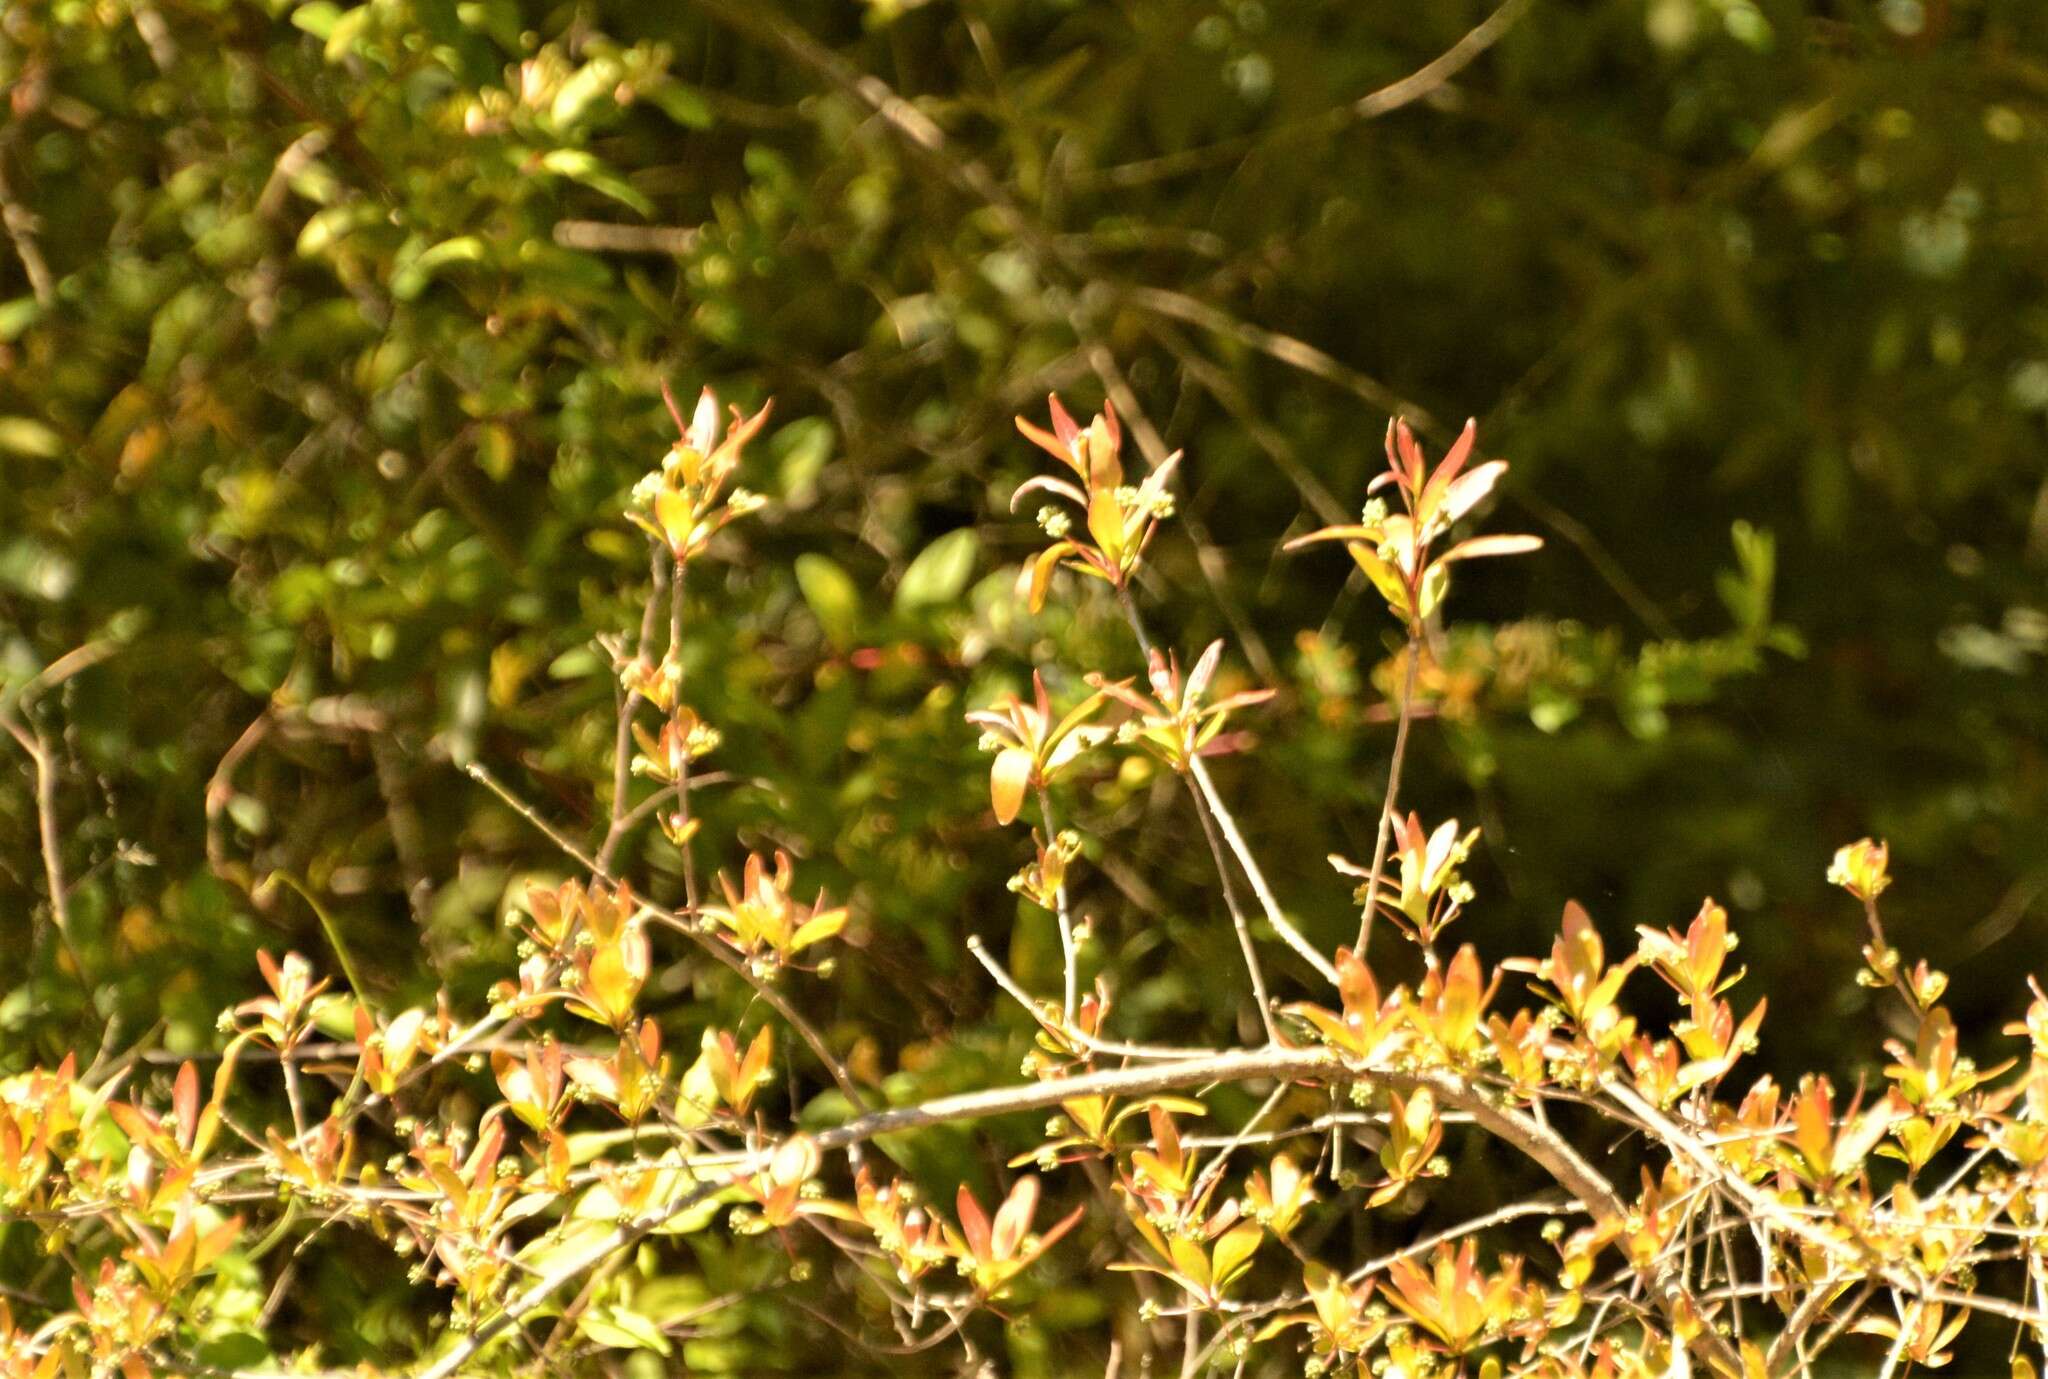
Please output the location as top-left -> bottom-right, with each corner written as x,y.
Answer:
895,528 -> 980,612
795,554 -> 861,649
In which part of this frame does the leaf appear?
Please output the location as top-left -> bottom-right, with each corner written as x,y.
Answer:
773,417 -> 835,501
1347,542 -> 1412,614
0,297 -> 42,342
1026,542 -> 1074,613
321,4 -> 371,60
674,1047 -> 720,1129
1209,1220 -> 1264,1295
295,203 -> 383,258
570,1156 -> 724,1236
990,747 -> 1033,825
551,61 -> 625,128
794,554 -> 861,649
1437,458 -> 1508,526
0,417 -> 63,459
578,1304 -> 672,1356
1435,534 -> 1544,564
287,1 -> 342,38
956,1183 -> 992,1260
991,1176 -> 1038,1260
789,908 -> 847,952
1086,488 -> 1125,560
540,149 -> 655,217
391,236 -> 486,301
648,82 -> 714,130
895,529 -> 980,612
654,490 -> 693,551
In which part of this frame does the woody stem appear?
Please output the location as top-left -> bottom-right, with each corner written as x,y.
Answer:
1115,588 -> 1339,987
1186,768 -> 1281,1044
1357,632 -> 1422,957
670,554 -> 699,911
1860,895 -> 1917,1010
597,548 -> 668,873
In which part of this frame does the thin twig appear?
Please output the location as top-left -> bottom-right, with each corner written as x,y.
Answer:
552,221 -> 701,256
597,548 -> 668,873
669,560 -> 700,910
966,935 -> 1211,1060
1186,773 -> 1281,1043
1091,0 -> 1537,189
0,137 -> 55,307
1188,755 -> 1340,987
1,705 -> 89,990
466,762 -> 605,874
1118,284 -> 1436,430
1355,638 -> 1423,956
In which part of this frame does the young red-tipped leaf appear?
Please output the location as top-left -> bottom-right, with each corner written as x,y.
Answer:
956,1183 -> 993,1260
1037,1202 -> 1085,1255
1047,394 -> 1081,447
1417,418 -> 1479,517
714,397 -> 773,464
659,378 -> 691,436
1391,419 -> 1426,495
1016,415 -> 1074,468
173,1060 -> 200,1154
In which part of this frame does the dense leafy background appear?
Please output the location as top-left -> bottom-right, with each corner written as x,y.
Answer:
2,0 -> 2045,1370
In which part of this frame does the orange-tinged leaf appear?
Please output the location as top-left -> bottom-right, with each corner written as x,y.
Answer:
107,1100 -> 154,1149
173,1061 -> 199,1153
1278,1001 -> 1361,1056
991,747 -> 1033,825
1025,542 -> 1073,613
1282,524 -> 1381,550
956,1183 -> 992,1260
1436,533 -> 1543,564
1016,414 -> 1073,467
1418,418 -> 1479,514
1037,1201 -> 1084,1255
1047,395 -> 1082,447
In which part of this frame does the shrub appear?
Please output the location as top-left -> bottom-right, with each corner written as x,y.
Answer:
3,390 -> 2044,1379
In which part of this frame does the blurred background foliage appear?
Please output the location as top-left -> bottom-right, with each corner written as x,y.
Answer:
2,0 -> 2046,1370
